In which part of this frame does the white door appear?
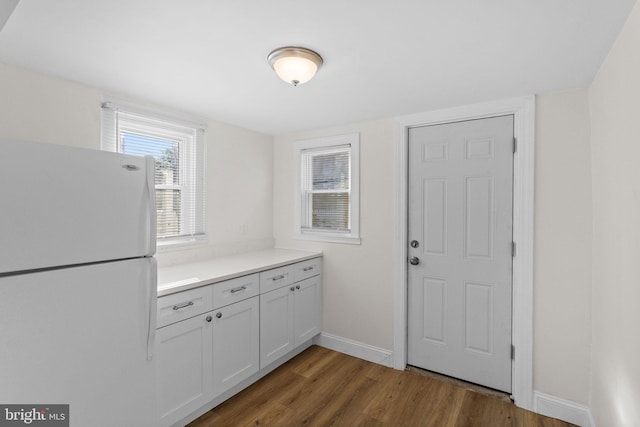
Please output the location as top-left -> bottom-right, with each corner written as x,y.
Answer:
407,115 -> 514,392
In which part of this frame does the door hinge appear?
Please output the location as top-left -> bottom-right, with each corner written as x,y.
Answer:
511,241 -> 516,257
513,137 -> 517,153
511,344 -> 515,360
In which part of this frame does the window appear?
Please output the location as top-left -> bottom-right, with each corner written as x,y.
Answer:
294,133 -> 360,244
101,101 -> 206,248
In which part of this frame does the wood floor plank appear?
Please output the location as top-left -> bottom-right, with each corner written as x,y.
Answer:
306,372 -> 380,426
290,345 -> 340,379
207,368 -> 302,424
239,402 -> 296,427
455,391 -> 519,427
362,368 -> 411,422
287,354 -> 372,425
186,410 -> 220,427
407,377 -> 467,427
188,346 -> 576,427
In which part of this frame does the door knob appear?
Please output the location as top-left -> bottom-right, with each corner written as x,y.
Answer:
409,256 -> 420,265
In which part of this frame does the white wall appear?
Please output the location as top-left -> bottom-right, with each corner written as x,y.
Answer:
534,90 -> 592,405
589,2 -> 640,426
273,99 -> 596,407
0,62 -> 275,267
0,63 -> 102,149
273,120 -> 396,350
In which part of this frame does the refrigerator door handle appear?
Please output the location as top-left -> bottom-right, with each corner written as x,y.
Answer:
145,155 -> 157,255
147,257 -> 158,361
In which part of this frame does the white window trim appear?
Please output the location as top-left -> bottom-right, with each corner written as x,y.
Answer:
294,133 -> 361,245
101,99 -> 207,250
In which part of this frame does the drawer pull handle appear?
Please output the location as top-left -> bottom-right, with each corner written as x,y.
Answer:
216,312 -> 222,319
303,266 -> 314,272
173,301 -> 195,311
290,286 -> 295,292
272,275 -> 286,281
230,285 -> 247,294
296,285 -> 301,290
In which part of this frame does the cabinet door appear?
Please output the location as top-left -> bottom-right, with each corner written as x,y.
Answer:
157,313 -> 213,427
212,296 -> 259,397
260,285 -> 295,369
294,276 -> 322,346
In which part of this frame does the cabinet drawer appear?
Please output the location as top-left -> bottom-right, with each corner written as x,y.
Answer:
259,265 -> 294,294
157,285 -> 213,329
212,273 -> 259,310
293,258 -> 322,282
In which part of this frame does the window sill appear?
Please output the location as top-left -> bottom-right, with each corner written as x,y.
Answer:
294,232 -> 361,245
157,234 -> 209,252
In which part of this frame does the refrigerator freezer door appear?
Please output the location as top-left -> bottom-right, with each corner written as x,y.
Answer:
0,139 -> 156,274
0,257 -> 157,427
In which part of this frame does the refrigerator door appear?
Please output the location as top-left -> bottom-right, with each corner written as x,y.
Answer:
0,257 -> 157,427
0,139 -> 156,274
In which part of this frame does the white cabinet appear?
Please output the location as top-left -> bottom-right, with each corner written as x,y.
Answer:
212,273 -> 259,309
260,259 -> 322,369
157,312 -> 213,427
260,284 -> 295,367
157,256 -> 321,426
293,257 -> 322,283
156,276 -> 262,427
212,296 -> 259,396
293,275 -> 322,345
259,265 -> 294,293
157,285 -> 213,328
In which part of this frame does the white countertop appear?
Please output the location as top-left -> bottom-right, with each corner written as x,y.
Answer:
157,248 -> 322,297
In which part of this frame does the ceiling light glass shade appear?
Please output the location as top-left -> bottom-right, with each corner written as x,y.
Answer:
268,47 -> 323,86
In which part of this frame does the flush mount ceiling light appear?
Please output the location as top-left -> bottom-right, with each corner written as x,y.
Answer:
267,46 -> 323,86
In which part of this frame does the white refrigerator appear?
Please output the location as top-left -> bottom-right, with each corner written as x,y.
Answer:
0,140 -> 158,426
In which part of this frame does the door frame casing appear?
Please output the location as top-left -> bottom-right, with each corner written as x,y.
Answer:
392,96 -> 535,410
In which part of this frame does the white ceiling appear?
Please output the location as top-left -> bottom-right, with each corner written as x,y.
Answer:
0,0 -> 636,135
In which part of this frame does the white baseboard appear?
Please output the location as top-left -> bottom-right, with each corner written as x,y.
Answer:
313,332 -> 394,368
533,391 -> 594,427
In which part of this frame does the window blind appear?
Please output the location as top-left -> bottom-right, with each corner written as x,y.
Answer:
301,145 -> 351,232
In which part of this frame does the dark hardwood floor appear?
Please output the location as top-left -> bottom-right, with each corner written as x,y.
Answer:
188,346 -> 575,427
